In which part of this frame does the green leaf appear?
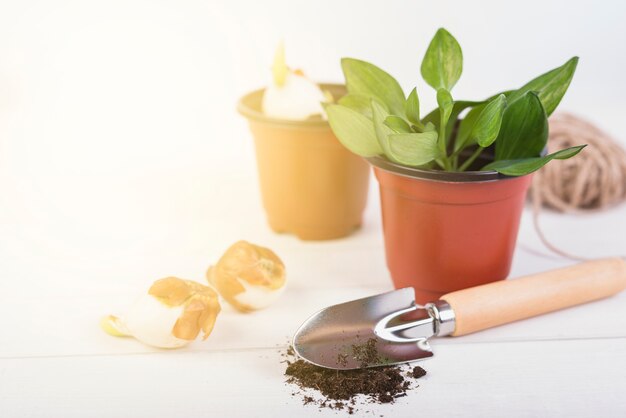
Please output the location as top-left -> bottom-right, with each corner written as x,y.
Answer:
471,94 -> 507,147
371,100 -> 396,160
388,131 -> 440,166
341,58 -> 406,116
405,88 -> 420,124
436,89 -> 454,156
507,57 -> 578,116
454,104 -> 483,151
412,121 -> 437,133
422,100 -> 482,126
421,28 -> 463,91
483,145 -> 586,176
326,104 -> 382,157
423,122 -> 436,132
495,91 -> 548,160
337,94 -> 373,118
454,92 -> 513,151
422,99 -> 483,148
384,116 -> 412,133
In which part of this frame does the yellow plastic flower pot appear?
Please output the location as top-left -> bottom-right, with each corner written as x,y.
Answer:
238,84 -> 370,240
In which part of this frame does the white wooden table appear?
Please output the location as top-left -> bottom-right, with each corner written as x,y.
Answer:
1,160 -> 625,417
2,1 -> 626,415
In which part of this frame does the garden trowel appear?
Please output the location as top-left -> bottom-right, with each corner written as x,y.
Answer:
293,258 -> 626,370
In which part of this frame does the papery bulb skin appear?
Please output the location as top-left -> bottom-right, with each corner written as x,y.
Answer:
207,241 -> 286,312
102,277 -> 221,349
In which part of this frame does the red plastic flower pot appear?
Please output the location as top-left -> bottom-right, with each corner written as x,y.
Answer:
370,156 -> 533,304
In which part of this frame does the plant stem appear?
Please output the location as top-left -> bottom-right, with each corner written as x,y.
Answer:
450,144 -> 469,171
458,146 -> 485,172
448,147 -> 463,170
449,146 -> 465,160
438,111 -> 451,170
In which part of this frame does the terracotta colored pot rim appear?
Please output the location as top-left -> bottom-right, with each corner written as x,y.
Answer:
368,156 -> 521,184
237,83 -> 346,128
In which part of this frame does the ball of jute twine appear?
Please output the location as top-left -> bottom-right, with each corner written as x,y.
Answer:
530,113 -> 626,260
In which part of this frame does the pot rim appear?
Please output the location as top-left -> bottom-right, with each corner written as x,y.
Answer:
367,156 -> 519,184
237,83 -> 346,127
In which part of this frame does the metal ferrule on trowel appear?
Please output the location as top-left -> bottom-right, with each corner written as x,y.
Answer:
375,298 -> 456,343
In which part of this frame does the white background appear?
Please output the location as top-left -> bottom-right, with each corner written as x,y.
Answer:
1,0 -> 625,275
1,1 -> 626,417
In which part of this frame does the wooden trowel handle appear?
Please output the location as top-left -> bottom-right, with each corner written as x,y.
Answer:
441,258 -> 626,337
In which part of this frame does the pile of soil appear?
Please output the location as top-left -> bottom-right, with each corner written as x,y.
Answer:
283,340 -> 427,414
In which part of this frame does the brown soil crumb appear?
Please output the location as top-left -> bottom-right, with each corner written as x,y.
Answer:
286,345 -> 295,357
350,337 -> 380,368
284,338 -> 428,415
409,366 -> 427,379
286,359 -> 409,403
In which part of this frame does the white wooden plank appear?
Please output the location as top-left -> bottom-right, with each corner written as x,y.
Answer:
1,338 -> 625,418
3,281 -> 626,359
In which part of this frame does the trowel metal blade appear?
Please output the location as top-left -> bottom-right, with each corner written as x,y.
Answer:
292,288 -> 434,370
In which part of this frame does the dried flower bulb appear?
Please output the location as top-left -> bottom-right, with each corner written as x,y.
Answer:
207,240 -> 286,312
101,277 -> 221,348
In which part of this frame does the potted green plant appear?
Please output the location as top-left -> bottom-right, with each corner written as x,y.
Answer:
326,28 -> 585,302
